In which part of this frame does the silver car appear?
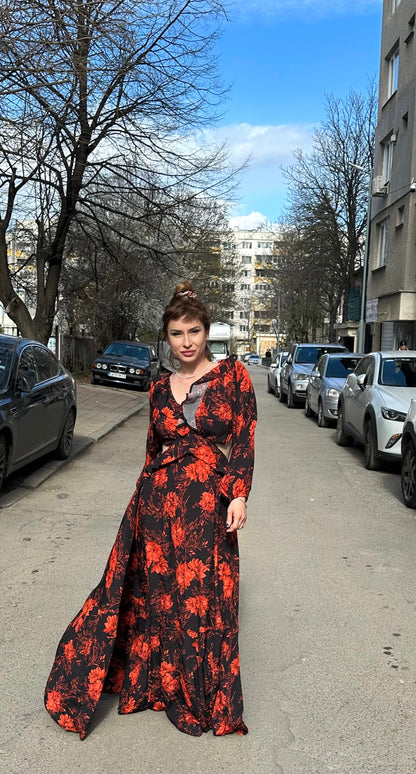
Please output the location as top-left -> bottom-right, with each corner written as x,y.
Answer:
336,351 -> 416,469
305,353 -> 363,427
267,351 -> 288,398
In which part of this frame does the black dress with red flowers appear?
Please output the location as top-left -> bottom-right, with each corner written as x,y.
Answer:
44,356 -> 257,739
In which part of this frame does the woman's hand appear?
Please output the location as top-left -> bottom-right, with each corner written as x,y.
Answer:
226,498 -> 247,532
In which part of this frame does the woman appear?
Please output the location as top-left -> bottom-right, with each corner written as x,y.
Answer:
44,282 -> 257,739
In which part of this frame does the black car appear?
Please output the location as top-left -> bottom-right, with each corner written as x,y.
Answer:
0,334 -> 77,490
91,341 -> 160,391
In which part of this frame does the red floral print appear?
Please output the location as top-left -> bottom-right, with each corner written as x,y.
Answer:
44,356 -> 256,739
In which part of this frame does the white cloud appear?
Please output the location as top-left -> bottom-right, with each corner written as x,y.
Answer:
229,212 -> 270,229
233,0 -> 382,20
202,121 -> 316,170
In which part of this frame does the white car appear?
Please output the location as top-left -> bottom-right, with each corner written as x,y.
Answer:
336,351 -> 416,469
267,351 -> 288,398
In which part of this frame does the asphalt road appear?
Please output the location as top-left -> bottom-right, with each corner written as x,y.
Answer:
2,365 -> 416,774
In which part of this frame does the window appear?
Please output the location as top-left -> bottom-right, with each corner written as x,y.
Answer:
34,347 -> 59,382
257,241 -> 272,248
377,220 -> 388,267
240,283 -> 250,291
396,205 -> 405,229
239,311 -> 246,319
239,325 -> 247,332
392,0 -> 401,11
241,241 -> 252,249
382,137 -> 394,184
241,255 -> 251,264
387,49 -> 399,97
242,270 -> 249,277
256,283 -> 268,291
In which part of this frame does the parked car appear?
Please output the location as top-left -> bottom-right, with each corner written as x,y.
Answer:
91,341 -> 160,391
247,353 -> 261,365
336,351 -> 416,469
0,334 -> 77,491
400,398 -> 416,507
267,351 -> 289,398
305,353 -> 363,427
280,342 -> 348,408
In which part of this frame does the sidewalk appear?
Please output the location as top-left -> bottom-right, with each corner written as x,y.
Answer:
0,382 -> 147,507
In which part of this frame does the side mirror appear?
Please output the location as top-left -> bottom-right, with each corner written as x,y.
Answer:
357,373 -> 367,390
310,369 -> 319,378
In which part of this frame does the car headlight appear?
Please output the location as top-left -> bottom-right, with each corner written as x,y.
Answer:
381,407 -> 407,422
101,364 -> 108,370
94,362 -> 107,369
326,388 -> 340,399
293,372 -> 308,380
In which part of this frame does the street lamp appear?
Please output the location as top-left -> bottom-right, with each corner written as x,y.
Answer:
349,162 -> 372,353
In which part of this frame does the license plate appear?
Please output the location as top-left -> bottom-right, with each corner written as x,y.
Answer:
109,371 -> 126,379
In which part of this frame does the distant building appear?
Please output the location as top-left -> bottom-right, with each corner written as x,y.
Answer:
224,226 -> 283,356
367,0 -> 416,350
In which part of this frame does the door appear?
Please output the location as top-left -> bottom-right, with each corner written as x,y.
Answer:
10,346 -> 47,465
309,355 -> 325,413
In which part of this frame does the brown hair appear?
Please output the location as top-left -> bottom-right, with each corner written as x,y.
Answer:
162,281 -> 212,360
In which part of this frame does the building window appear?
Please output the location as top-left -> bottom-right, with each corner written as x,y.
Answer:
241,255 -> 251,263
256,283 -> 268,291
239,311 -> 246,319
257,241 -> 272,248
387,48 -> 399,97
377,220 -> 388,267
382,137 -> 394,184
396,205 -> 405,228
241,242 -> 252,249
392,0 -> 401,11
239,325 -> 247,332
240,283 -> 250,291
242,270 -> 249,277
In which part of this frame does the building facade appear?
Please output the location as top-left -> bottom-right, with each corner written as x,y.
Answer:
224,227 -> 282,357
367,0 -> 416,350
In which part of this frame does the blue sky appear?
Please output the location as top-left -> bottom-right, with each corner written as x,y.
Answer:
208,0 -> 383,228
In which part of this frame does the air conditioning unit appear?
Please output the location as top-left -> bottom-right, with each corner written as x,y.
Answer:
372,175 -> 388,196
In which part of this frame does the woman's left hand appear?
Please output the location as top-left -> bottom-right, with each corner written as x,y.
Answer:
226,498 -> 247,532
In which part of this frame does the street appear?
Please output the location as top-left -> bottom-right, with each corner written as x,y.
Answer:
2,365 -> 416,774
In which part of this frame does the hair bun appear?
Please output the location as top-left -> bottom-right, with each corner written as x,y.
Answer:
174,281 -> 197,299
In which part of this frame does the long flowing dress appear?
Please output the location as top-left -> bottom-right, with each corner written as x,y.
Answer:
44,356 -> 257,739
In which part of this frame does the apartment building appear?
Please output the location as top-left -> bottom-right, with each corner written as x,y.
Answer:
366,0 -> 416,349
225,227 -> 281,356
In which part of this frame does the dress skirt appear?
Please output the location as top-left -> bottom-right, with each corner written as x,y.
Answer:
44,447 -> 247,739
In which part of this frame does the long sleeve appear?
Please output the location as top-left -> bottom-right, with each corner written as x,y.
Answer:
219,360 -> 257,502
144,380 -> 162,467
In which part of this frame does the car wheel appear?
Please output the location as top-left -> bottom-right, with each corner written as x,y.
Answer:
401,440 -> 416,508
91,374 -> 98,385
336,404 -> 353,446
55,409 -> 76,460
267,376 -> 273,394
304,394 -> 313,417
364,419 -> 380,470
317,400 -> 329,428
287,383 -> 294,408
141,377 -> 151,392
0,434 -> 8,491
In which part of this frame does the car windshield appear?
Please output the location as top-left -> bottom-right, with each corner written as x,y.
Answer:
209,341 -> 227,354
0,345 -> 13,389
326,357 -> 362,378
104,343 -> 149,361
295,346 -> 345,364
380,357 -> 416,387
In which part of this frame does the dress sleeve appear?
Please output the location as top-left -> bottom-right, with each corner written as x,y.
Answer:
144,380 -> 162,466
219,360 -> 257,502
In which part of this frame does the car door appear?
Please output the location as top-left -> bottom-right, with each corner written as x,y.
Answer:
347,356 -> 375,437
31,345 -> 67,449
309,355 -> 325,413
10,345 -> 47,465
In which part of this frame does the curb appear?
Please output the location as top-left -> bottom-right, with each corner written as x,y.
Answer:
0,401 -> 146,509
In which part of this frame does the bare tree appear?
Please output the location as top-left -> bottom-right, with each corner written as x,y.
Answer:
0,0 -> 234,343
278,84 -> 377,341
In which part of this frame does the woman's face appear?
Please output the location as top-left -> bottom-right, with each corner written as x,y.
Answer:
167,316 -> 209,368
